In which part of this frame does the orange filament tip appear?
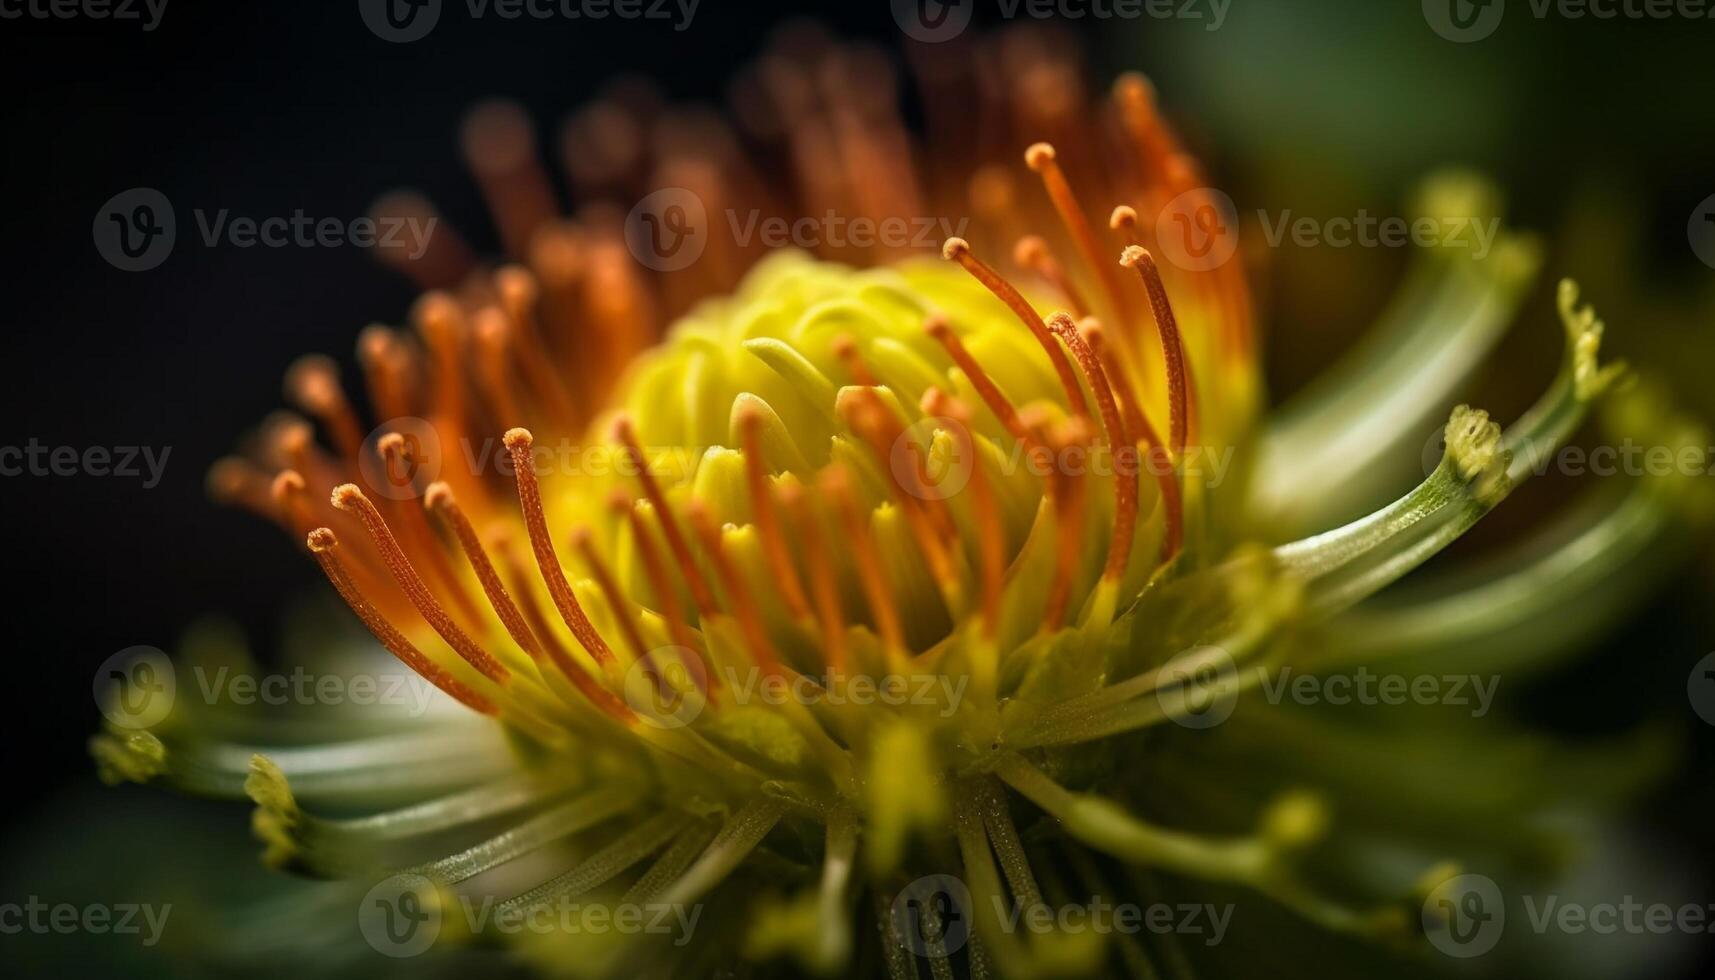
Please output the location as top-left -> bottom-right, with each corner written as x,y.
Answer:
924,313 -> 952,338
1014,235 -> 1048,266
284,356 -> 341,410
941,237 -> 971,261
461,100 -> 536,174
270,469 -> 306,500
504,427 -> 534,450
1120,244 -> 1148,268
424,481 -> 454,510
1024,141 -> 1057,171
1114,72 -> 1156,106
495,265 -> 538,308
307,527 -> 337,552
330,483 -> 364,510
1109,206 -> 1138,231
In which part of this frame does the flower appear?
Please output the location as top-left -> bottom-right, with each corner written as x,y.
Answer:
90,27 -> 1712,978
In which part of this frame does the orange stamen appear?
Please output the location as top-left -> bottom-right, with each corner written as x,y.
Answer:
922,389 -> 1003,634
1120,246 -> 1190,458
1046,313 -> 1136,582
612,416 -> 718,614
614,494 -> 702,651
1084,320 -> 1182,562
425,481 -> 545,661
1039,418 -> 1092,632
1014,235 -> 1090,319
686,502 -> 786,676
502,429 -> 620,674
942,237 -> 1088,418
331,482 -> 511,684
736,404 -> 814,621
571,527 -> 651,663
307,528 -> 496,716
283,355 -> 364,464
778,482 -> 846,673
823,466 -> 905,654
1025,142 -> 1134,325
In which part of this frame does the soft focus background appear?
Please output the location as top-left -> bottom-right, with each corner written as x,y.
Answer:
2,0 -> 1712,975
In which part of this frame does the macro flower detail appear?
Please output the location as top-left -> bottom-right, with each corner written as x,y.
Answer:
88,29 -> 1711,979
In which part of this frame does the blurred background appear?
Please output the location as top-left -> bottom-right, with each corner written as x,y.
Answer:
1,0 -> 1712,975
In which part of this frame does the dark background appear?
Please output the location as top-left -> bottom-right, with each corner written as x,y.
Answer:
2,0 -> 1713,974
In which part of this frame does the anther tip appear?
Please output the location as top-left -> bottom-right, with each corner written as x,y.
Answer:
1024,142 -> 1057,171
270,469 -> 305,500
377,431 -> 407,455
924,313 -> 951,338
306,527 -> 337,553
330,483 -> 364,509
1119,244 -> 1149,268
941,237 -> 970,261
1108,205 -> 1138,230
424,481 -> 453,510
503,427 -> 534,450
